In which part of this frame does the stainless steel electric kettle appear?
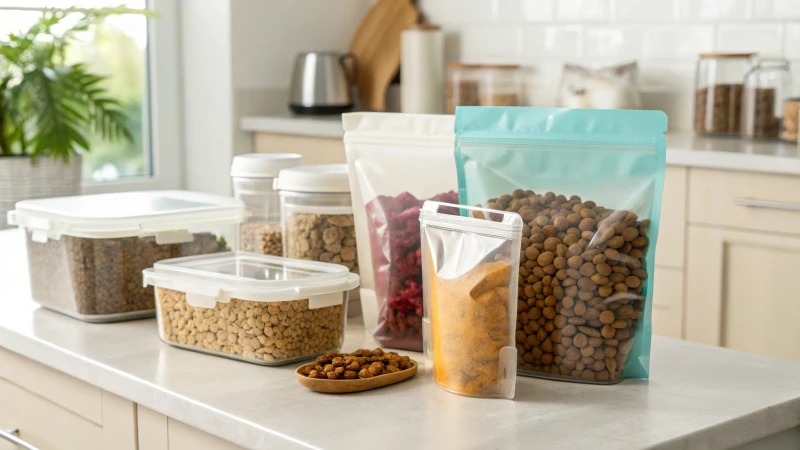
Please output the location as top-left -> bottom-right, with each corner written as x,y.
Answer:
289,52 -> 357,114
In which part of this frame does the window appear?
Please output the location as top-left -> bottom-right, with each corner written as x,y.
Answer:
0,0 -> 181,191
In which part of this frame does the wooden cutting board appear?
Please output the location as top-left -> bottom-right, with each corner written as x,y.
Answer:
349,0 -> 418,111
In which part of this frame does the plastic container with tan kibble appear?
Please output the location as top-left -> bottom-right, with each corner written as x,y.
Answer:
143,251 -> 359,365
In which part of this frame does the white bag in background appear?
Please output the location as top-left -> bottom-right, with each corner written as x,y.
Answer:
343,112 -> 458,351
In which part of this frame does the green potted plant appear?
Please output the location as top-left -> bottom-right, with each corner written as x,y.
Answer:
0,7 -> 150,229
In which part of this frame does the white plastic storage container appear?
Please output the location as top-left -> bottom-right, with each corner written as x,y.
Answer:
143,251 -> 359,365
231,153 -> 303,256
275,165 -> 358,275
7,191 -> 244,323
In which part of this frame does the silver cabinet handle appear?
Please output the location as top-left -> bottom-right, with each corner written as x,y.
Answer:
0,429 -> 39,450
734,198 -> 800,212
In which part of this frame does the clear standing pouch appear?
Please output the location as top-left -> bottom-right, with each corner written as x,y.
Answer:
421,201 -> 521,399
455,107 -> 667,384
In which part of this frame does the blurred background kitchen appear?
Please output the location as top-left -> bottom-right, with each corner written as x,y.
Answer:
2,0 -> 800,360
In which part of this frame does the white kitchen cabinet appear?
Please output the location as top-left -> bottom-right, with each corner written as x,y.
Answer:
655,166 -> 687,269
651,267 -> 684,339
685,226 -> 800,358
137,404 -> 245,450
254,132 -> 345,165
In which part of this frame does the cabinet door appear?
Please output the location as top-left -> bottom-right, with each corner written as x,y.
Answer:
686,226 -> 800,358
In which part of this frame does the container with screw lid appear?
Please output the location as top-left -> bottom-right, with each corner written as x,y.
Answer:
741,58 -> 792,140
694,53 -> 753,135
7,191 -> 243,322
231,153 -> 303,256
144,251 -> 359,365
274,164 -> 359,276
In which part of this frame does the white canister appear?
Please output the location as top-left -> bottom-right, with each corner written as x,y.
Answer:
401,24 -> 445,114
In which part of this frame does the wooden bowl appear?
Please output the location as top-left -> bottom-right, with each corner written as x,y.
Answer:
295,360 -> 418,394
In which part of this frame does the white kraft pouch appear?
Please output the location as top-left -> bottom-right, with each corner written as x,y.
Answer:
343,112 -> 457,351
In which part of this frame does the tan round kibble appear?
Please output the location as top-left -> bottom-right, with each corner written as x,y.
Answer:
599,310 -> 615,325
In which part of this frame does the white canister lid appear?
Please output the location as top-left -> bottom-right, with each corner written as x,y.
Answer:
273,164 -> 350,193
230,153 -> 303,178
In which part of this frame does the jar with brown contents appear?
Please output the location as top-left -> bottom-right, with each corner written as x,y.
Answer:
694,53 -> 752,135
482,190 -> 649,384
741,58 -> 791,140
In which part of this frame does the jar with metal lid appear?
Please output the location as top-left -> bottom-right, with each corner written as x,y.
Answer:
694,53 -> 753,135
231,153 -> 303,256
275,164 -> 359,276
444,63 -> 481,114
478,64 -> 522,107
741,58 -> 792,140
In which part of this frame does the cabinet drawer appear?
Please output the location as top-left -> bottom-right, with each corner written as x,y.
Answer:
0,347 -> 102,424
651,267 -> 683,339
655,166 -> 687,269
688,168 -> 800,236
0,378 -> 102,450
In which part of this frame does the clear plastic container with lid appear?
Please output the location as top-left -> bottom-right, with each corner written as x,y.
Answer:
741,58 -> 792,140
143,251 -> 359,365
479,64 -> 522,107
231,153 -> 303,256
7,191 -> 243,322
694,53 -> 753,135
275,164 -> 359,275
444,63 -> 481,114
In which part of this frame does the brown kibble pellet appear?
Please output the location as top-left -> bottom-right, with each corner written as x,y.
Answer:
573,333 -> 588,348
601,325 -> 616,339
599,310 -> 615,325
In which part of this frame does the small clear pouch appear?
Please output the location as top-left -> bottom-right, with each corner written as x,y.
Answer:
455,106 -> 667,384
421,201 -> 521,399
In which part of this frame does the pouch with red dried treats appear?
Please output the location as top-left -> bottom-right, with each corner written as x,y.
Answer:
343,112 -> 458,351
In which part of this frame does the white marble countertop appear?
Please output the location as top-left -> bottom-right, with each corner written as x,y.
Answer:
2,229 -> 800,450
241,109 -> 800,175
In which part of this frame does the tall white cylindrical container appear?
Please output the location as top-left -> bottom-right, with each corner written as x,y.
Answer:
401,25 -> 444,114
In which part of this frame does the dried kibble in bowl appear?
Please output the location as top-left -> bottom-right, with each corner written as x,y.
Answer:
483,191 -> 648,383
157,287 -> 345,364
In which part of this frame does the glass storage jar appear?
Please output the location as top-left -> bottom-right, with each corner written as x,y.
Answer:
144,251 -> 359,365
444,63 -> 481,114
231,153 -> 303,256
694,53 -> 753,135
741,58 -> 792,140
478,64 -> 522,107
275,164 -> 359,276
7,191 -> 244,322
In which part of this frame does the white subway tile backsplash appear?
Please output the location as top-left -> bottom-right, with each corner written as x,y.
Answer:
638,61 -> 696,92
460,25 -> 522,56
716,24 -> 784,54
753,0 -> 800,20
676,0 -> 748,20
520,0 -> 556,21
646,25 -> 714,58
491,0 -> 555,21
786,24 -> 800,59
613,0 -> 675,22
521,26 -> 581,57
583,27 -> 645,58
556,0 -> 610,21
444,0 -> 495,23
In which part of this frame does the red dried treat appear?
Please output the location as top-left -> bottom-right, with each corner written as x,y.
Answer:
366,190 -> 458,351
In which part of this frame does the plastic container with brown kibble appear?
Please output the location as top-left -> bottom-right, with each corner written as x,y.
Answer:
7,191 -> 243,323
143,251 -> 359,365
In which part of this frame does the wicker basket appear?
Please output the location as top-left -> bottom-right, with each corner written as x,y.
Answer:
0,155 -> 82,230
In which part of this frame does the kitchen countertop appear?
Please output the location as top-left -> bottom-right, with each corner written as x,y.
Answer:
241,111 -> 800,175
3,228 -> 800,450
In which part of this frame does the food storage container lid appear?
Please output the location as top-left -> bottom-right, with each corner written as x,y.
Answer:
230,153 -> 303,178
7,190 -> 245,243
273,164 -> 350,193
143,251 -> 360,309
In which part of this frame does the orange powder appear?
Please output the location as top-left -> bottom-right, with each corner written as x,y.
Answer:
429,259 -> 511,396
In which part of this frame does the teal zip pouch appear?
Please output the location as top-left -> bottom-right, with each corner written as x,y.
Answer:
454,107 -> 667,383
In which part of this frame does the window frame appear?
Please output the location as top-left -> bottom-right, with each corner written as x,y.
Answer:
82,0 -> 183,193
